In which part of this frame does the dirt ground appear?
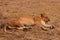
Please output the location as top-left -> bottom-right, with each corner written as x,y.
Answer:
0,0 -> 60,40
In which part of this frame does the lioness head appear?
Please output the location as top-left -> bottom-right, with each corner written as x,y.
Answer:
40,13 -> 50,23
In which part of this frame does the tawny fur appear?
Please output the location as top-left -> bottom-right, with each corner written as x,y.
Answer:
3,14 -> 53,33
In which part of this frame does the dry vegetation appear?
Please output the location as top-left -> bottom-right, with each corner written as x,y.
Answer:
0,0 -> 60,40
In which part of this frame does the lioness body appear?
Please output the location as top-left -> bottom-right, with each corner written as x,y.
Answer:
4,17 -> 41,30
3,14 -> 53,33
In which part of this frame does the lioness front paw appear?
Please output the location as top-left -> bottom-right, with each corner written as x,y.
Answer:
49,25 -> 54,29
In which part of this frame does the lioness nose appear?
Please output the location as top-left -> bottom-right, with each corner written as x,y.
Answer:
48,19 -> 50,21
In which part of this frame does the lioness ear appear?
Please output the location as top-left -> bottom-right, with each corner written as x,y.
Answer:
40,14 -> 44,17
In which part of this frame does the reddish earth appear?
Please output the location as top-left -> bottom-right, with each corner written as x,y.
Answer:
0,0 -> 60,40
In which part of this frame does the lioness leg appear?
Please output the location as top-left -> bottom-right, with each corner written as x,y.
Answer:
3,24 -> 15,33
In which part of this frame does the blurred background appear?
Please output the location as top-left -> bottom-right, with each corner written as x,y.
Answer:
0,0 -> 60,40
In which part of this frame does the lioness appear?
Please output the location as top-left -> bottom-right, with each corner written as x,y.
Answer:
3,13 -> 54,33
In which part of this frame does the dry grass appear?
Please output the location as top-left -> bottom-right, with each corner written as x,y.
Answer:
0,0 -> 60,40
